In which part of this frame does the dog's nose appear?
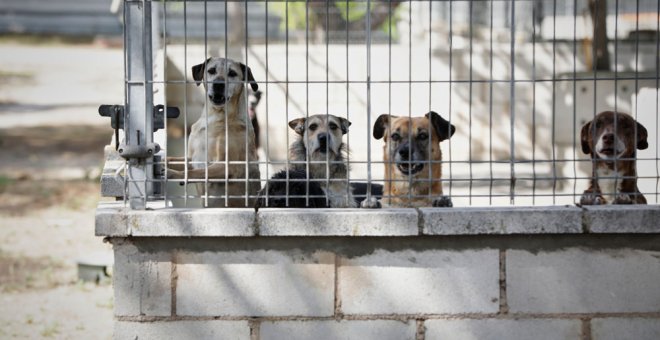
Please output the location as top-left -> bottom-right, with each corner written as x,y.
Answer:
398,146 -> 410,159
603,133 -> 615,144
318,133 -> 328,144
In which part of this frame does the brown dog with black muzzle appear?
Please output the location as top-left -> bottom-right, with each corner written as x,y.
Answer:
363,111 -> 456,208
167,57 -> 261,207
579,111 -> 648,205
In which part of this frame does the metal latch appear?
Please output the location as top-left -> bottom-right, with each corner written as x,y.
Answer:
98,104 -> 180,155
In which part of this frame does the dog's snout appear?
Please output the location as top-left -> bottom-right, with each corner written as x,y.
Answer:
317,133 -> 328,144
602,132 -> 615,144
398,145 -> 410,159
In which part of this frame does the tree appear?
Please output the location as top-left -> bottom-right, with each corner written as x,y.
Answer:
589,0 -> 611,71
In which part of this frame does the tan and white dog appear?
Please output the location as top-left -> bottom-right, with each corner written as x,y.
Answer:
167,57 -> 261,207
364,111 -> 455,208
579,111 -> 648,205
286,114 -> 357,208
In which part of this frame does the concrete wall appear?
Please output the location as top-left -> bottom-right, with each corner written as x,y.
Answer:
96,202 -> 660,340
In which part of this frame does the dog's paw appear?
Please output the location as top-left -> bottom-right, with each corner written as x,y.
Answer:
613,193 -> 633,205
432,196 -> 453,208
360,197 -> 382,209
579,193 -> 605,206
166,169 -> 184,179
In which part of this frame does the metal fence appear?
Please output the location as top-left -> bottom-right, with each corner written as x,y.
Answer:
107,0 -> 660,209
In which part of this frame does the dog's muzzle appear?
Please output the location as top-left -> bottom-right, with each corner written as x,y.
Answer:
209,83 -> 227,106
396,145 -> 425,175
317,133 -> 329,154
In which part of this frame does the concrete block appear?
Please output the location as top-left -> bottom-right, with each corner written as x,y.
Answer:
113,241 -> 172,316
95,202 -> 128,236
115,321 -> 250,340
425,319 -> 582,340
258,208 -> 418,236
339,249 -> 500,314
129,208 -> 255,237
260,320 -> 417,340
507,248 -> 660,313
421,206 -> 582,235
95,202 -> 255,237
592,318 -> 660,340
583,205 -> 660,233
176,250 -> 335,317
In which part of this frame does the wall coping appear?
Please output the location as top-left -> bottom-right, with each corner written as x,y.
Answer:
95,202 -> 660,237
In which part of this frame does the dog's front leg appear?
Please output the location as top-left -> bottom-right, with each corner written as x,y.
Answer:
360,197 -> 382,209
166,157 -> 188,172
579,189 -> 605,206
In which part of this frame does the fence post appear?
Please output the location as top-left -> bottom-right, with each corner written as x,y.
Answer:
124,0 -> 154,210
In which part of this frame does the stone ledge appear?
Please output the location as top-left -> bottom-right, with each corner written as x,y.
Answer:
583,205 -> 660,233
258,208 -> 418,236
96,202 -> 660,237
421,206 -> 582,235
96,201 -> 255,237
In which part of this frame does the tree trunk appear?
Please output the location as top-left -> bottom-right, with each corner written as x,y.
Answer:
589,0 -> 610,71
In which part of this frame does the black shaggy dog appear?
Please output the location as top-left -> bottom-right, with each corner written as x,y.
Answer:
255,169 -> 329,208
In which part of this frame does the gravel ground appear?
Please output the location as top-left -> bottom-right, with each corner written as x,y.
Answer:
0,39 -> 123,339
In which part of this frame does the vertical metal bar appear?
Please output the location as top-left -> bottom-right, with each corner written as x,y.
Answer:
366,0 -> 373,202
125,0 -> 154,210
162,0 -> 169,207
264,0 -> 270,206
428,0 -> 433,204
182,0 -> 189,207
407,0 -> 412,203
489,0 -> 494,205
509,0 -> 516,205
571,0 -> 578,204
656,0 -> 659,202
448,0 -> 453,199
244,0 -> 249,206
204,0 -> 209,207
532,0 -> 537,205
325,0 -> 331,206
223,0 -> 229,207
468,0 -> 473,205
285,0 -> 290,207
305,1 -> 310,207
552,0 -> 558,204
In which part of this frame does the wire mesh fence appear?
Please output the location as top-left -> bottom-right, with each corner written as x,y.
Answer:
115,0 -> 660,209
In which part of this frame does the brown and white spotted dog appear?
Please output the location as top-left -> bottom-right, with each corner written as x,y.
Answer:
364,111 -> 456,208
579,111 -> 648,205
167,57 -> 261,207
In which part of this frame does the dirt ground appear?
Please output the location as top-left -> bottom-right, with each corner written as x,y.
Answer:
0,39 -> 123,339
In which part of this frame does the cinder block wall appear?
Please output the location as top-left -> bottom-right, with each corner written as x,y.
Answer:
96,203 -> 660,340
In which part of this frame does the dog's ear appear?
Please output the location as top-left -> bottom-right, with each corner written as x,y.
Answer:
191,58 -> 211,86
339,117 -> 352,135
373,114 -> 391,140
239,63 -> 259,92
636,121 -> 649,150
580,121 -> 592,154
288,118 -> 306,135
426,111 -> 456,141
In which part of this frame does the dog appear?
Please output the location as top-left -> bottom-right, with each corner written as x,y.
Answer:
256,114 -> 357,208
167,57 -> 261,207
363,111 -> 455,208
579,111 -> 648,205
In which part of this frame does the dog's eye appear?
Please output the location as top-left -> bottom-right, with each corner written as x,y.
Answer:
329,123 -> 338,130
308,123 -> 318,131
208,67 -> 216,75
390,133 -> 401,141
595,122 -> 602,129
228,70 -> 238,77
417,133 -> 428,140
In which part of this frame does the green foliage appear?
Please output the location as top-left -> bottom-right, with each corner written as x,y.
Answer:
335,2 -> 368,22
271,2 -> 313,31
